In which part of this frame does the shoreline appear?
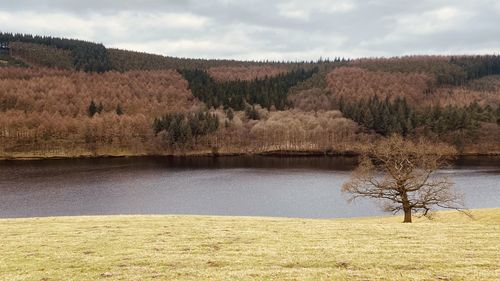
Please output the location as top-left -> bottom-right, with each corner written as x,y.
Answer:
1,207 -> 498,221
1,149 -> 499,161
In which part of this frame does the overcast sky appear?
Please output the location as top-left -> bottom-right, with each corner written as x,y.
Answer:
1,0 -> 499,60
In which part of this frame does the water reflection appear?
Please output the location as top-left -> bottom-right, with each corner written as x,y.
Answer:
0,156 -> 498,218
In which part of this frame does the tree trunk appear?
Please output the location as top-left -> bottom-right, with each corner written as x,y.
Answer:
401,190 -> 412,223
403,207 -> 412,223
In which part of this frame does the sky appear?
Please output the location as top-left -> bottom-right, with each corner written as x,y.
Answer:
1,0 -> 499,60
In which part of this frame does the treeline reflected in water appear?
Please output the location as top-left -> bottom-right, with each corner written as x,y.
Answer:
1,155 -> 498,173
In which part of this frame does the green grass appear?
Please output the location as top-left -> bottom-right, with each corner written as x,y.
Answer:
0,209 -> 499,280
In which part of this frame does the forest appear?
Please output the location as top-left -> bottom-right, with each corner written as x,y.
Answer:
339,96 -> 498,136
0,32 -> 110,72
179,67 -> 319,110
153,112 -> 219,145
0,33 -> 499,158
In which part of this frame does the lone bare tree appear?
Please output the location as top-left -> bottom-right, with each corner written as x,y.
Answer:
342,135 -> 467,223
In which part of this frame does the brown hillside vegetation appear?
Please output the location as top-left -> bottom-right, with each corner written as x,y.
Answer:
469,75 -> 500,91
0,68 -> 199,157
248,110 -> 360,152
154,108 -> 365,156
0,41 -> 498,158
325,66 -> 500,108
208,66 -> 289,81
288,87 -> 335,111
433,87 -> 500,107
1,64 -> 497,158
0,68 -> 197,117
0,67 -> 364,158
213,109 -> 361,154
10,42 -> 73,70
326,67 -> 434,104
352,56 -> 454,73
351,56 -> 466,84
434,75 -> 500,107
0,67 -> 70,79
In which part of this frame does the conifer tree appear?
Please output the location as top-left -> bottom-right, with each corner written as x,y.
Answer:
88,100 -> 97,117
116,104 -> 124,115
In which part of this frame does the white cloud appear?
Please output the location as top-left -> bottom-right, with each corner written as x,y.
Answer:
0,11 -> 209,43
133,12 -> 209,30
278,0 -> 356,20
390,6 -> 473,35
111,26 -> 257,58
0,11 -> 95,39
0,1 -> 498,60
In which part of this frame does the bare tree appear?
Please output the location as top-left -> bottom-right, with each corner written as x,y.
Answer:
342,135 -> 467,223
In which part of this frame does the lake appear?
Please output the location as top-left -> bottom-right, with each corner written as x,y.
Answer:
0,156 -> 499,219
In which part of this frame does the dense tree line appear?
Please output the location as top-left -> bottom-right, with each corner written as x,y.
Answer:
339,96 -> 498,136
417,103 -> 495,135
0,32 -> 110,72
153,111 -> 219,145
353,55 -> 500,86
450,55 -> 500,82
108,48 -> 345,72
180,67 -> 319,110
207,66 -> 289,81
339,96 -> 414,136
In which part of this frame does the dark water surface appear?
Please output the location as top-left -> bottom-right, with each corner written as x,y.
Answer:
0,156 -> 499,218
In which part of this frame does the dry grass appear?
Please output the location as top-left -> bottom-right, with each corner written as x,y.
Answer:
0,209 -> 499,280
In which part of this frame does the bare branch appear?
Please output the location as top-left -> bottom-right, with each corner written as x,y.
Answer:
342,135 -> 466,223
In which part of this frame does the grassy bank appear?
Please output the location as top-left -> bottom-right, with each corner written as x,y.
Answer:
1,209 -> 499,280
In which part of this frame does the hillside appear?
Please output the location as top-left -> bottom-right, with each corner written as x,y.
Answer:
0,32 -> 499,158
0,68 -> 198,157
0,209 -> 498,280
10,42 -> 73,69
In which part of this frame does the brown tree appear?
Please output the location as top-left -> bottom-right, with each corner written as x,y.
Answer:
342,135 -> 467,223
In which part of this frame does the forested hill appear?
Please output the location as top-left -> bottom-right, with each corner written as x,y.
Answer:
0,32 -> 329,71
0,32 -> 499,158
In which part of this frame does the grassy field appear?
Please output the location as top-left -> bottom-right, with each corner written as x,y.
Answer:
0,209 -> 499,281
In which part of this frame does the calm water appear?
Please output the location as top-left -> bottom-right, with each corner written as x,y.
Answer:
0,156 -> 499,219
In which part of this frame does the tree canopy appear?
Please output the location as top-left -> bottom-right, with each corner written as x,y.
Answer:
0,32 -> 110,72
180,67 -> 319,110
342,135 -> 466,223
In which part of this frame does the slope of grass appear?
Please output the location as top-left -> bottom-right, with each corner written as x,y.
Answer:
0,209 -> 499,280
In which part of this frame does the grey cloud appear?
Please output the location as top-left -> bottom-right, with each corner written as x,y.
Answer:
0,0 -> 499,60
